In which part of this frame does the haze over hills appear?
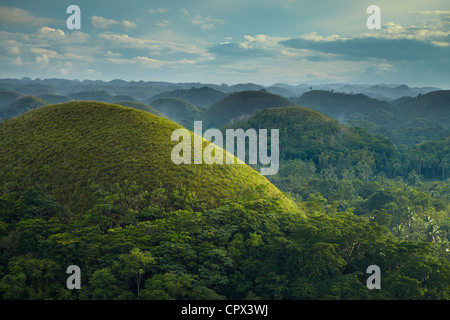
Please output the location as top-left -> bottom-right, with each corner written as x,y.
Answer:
292,90 -> 450,147
149,98 -> 201,124
0,78 -> 442,102
0,91 -> 26,108
292,90 -> 393,124
1,78 -> 448,148
147,87 -> 227,110
394,90 -> 450,126
0,95 -> 48,119
201,90 -> 295,128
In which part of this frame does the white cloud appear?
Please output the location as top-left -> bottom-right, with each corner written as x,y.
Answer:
414,10 -> 450,15
122,20 -> 138,29
0,6 -> 54,26
106,50 -> 121,57
299,32 -> 341,42
135,56 -> 196,69
148,8 -> 168,14
91,16 -> 137,30
181,8 -> 224,30
31,47 -> 58,64
155,20 -> 170,28
97,32 -> 209,58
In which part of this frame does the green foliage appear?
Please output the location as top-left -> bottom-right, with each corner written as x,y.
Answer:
0,183 -> 449,300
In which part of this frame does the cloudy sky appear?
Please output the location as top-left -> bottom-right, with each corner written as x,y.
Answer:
0,0 -> 449,87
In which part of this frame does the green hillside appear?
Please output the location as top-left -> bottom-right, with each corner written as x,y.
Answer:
202,90 -> 295,128
113,101 -> 167,118
226,106 -> 395,178
0,101 -> 296,212
149,98 -> 201,125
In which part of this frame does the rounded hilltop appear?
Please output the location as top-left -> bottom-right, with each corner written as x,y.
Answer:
226,106 -> 396,174
0,101 -> 297,213
201,90 -> 295,128
149,97 -> 201,124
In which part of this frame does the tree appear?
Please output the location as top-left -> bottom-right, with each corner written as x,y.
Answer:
82,268 -> 132,300
140,272 -> 193,300
440,158 -> 448,182
0,273 -> 27,299
115,248 -> 155,298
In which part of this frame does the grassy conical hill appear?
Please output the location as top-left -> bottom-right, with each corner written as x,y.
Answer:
202,90 -> 295,128
0,101 -> 297,213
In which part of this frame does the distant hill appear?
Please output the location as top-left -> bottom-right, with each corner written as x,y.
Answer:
292,90 -> 393,125
38,94 -> 72,104
395,90 -> 450,126
202,90 -> 296,128
0,101 -> 296,212
112,95 -> 137,102
149,98 -> 200,125
364,84 -> 441,100
0,91 -> 25,107
292,90 -> 450,147
0,96 -> 47,119
226,106 -> 396,177
148,86 -> 226,109
69,90 -> 113,102
113,101 -> 167,118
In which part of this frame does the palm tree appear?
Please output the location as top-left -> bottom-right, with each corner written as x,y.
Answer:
439,157 -> 448,182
